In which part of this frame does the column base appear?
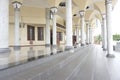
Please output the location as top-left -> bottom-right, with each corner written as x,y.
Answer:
102,46 -> 103,48
14,46 -> 21,50
106,54 -> 115,58
45,44 -> 51,47
103,48 -> 107,51
52,45 -> 57,48
81,44 -> 85,46
0,48 -> 10,53
76,43 -> 79,45
86,43 -> 89,45
65,46 -> 74,50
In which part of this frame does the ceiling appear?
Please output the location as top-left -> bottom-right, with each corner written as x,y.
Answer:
9,0 -> 118,27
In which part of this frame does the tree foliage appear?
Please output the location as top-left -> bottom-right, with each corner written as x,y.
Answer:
113,34 -> 120,41
94,35 -> 102,44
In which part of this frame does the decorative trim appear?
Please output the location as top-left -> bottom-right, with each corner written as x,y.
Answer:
50,7 -> 58,14
105,0 -> 112,5
79,10 -> 85,17
106,54 -> 115,58
56,23 -> 65,29
12,1 -> 22,9
12,1 -> 22,5
0,48 -> 10,53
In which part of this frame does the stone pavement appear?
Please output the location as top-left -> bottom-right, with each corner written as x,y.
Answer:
0,45 -> 120,80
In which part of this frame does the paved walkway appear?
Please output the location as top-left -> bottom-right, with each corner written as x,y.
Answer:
0,45 -> 65,70
0,45 -> 120,80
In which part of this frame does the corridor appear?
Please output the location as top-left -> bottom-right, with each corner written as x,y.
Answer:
0,0 -> 119,80
0,45 -> 120,80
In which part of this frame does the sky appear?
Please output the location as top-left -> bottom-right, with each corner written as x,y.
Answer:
94,0 -> 120,36
112,0 -> 120,34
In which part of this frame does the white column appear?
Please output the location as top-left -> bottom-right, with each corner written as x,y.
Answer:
79,10 -> 85,46
102,14 -> 107,51
79,30 -> 81,42
89,27 -> 92,44
12,1 -> 22,49
65,0 -> 73,50
53,14 -> 57,46
0,0 -> 9,52
105,0 -> 114,58
101,22 -> 103,47
75,25 -> 79,44
50,7 -> 57,47
45,8 -> 50,46
86,21 -> 89,45
15,8 -> 20,47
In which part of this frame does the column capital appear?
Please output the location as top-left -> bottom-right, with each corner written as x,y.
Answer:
102,14 -> 106,19
12,1 -> 22,9
79,10 -> 85,17
105,0 -> 112,5
75,24 -> 79,27
85,20 -> 89,24
50,7 -> 58,14
89,27 -> 92,29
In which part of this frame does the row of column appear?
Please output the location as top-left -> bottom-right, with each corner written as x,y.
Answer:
45,7 -> 59,47
75,11 -> 94,46
0,0 -> 115,57
106,0 -> 114,57
101,0 -> 114,57
0,0 -> 92,52
45,0 -> 93,49
0,0 -> 22,52
45,0 -> 74,50
75,22 -> 93,45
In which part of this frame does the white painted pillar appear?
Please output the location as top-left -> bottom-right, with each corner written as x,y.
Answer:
101,20 -> 106,49
52,14 -> 57,46
12,1 -> 22,49
65,0 -> 73,50
79,10 -> 85,46
105,0 -> 114,58
102,14 -> 107,51
86,21 -> 89,45
79,30 -> 81,42
50,7 -> 57,47
0,0 -> 9,52
75,25 -> 79,44
14,8 -> 20,47
45,8 -> 50,46
89,27 -> 92,44
101,22 -> 104,47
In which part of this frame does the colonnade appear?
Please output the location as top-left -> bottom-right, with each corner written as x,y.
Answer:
0,0 -> 115,57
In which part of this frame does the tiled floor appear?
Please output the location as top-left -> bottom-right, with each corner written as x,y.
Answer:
0,45 -> 120,80
0,45 -> 65,70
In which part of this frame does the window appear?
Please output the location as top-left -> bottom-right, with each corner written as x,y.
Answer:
59,32 -> 62,41
38,27 -> 44,40
27,25 -> 35,40
57,32 -> 62,41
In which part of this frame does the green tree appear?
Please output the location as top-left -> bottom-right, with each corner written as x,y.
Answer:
113,34 -> 120,41
95,35 -> 102,44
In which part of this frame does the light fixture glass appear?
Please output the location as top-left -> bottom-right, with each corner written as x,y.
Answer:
12,1 -> 22,8
79,10 -> 85,17
50,7 -> 58,13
